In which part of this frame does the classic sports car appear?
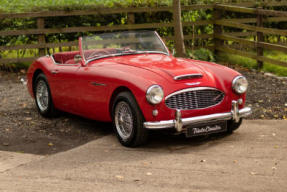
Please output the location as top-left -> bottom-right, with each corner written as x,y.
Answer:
27,31 -> 251,147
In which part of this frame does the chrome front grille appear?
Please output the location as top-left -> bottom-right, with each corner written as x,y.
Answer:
165,87 -> 224,110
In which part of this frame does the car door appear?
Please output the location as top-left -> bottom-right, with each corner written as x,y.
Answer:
74,65 -> 111,121
49,63 -> 81,113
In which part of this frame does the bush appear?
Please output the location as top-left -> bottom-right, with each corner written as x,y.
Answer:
188,48 -> 215,62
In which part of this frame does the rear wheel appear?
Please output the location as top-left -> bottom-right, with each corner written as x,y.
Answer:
112,92 -> 148,147
34,73 -> 57,117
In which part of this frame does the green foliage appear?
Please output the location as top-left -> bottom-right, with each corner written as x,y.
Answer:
188,48 -> 215,62
0,0 -> 220,12
1,0 -> 286,77
217,52 -> 287,77
0,0 -> 173,12
0,0 -> 214,64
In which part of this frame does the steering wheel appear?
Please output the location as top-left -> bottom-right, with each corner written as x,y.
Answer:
87,49 -> 112,60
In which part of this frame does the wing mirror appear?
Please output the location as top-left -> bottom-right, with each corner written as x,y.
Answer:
74,54 -> 82,64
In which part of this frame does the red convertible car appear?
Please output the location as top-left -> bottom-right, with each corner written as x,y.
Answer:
27,31 -> 251,147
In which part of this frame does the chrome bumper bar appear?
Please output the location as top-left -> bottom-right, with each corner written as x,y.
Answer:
144,100 -> 252,132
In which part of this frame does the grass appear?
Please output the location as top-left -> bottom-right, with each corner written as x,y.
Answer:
217,51 -> 287,77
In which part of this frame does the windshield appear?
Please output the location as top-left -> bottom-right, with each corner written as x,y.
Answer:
81,31 -> 169,63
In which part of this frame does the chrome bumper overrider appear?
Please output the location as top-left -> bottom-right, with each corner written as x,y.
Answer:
144,100 -> 252,132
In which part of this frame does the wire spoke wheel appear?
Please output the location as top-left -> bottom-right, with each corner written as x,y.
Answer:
114,101 -> 134,141
113,92 -> 148,147
36,80 -> 49,112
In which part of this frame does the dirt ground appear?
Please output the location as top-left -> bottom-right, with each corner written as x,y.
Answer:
0,68 -> 286,155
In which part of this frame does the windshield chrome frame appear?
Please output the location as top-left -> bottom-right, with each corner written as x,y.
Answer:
154,31 -> 170,55
81,31 -> 170,65
79,37 -> 87,66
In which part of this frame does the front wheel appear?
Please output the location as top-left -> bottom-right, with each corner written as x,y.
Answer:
112,92 -> 148,147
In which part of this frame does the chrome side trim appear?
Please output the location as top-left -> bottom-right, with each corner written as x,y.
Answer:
91,82 -> 106,86
174,73 -> 203,80
144,100 -> 252,130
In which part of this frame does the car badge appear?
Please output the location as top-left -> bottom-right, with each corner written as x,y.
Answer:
185,82 -> 201,86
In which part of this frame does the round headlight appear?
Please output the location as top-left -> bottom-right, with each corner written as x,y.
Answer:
232,76 -> 248,94
146,85 -> 164,104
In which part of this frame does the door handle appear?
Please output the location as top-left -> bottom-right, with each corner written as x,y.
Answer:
51,70 -> 59,74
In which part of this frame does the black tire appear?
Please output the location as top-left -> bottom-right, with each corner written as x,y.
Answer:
112,92 -> 148,147
227,118 -> 242,133
34,73 -> 58,118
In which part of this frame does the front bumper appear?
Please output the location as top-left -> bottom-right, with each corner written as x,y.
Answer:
144,100 -> 252,132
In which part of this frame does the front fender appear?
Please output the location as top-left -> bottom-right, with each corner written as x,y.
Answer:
100,64 -> 166,122
27,56 -> 55,98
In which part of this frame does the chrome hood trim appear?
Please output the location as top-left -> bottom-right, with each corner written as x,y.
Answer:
174,73 -> 203,80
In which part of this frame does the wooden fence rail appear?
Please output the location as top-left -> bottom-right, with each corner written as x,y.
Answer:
214,3 -> 287,68
0,1 -> 216,65
0,0 -> 287,69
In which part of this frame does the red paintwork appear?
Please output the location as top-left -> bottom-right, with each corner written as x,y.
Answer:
27,37 -> 246,123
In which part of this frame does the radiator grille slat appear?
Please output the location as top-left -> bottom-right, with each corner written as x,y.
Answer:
165,88 -> 224,110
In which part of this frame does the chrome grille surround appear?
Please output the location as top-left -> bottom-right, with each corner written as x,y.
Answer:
165,87 -> 225,110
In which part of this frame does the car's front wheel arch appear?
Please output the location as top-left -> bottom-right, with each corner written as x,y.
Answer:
34,73 -> 58,118
111,91 -> 148,147
109,86 -> 138,118
32,69 -> 44,96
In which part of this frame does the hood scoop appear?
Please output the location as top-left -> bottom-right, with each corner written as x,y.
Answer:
174,73 -> 203,81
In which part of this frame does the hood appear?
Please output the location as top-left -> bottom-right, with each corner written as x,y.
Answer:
88,53 -> 241,95
89,53 -> 240,90
111,54 -> 207,81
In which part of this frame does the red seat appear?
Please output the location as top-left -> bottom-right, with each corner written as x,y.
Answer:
52,48 -> 117,64
65,59 -> 76,64
53,51 -> 80,64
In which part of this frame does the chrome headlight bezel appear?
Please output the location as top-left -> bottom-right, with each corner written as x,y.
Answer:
146,85 -> 164,105
232,76 -> 248,94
